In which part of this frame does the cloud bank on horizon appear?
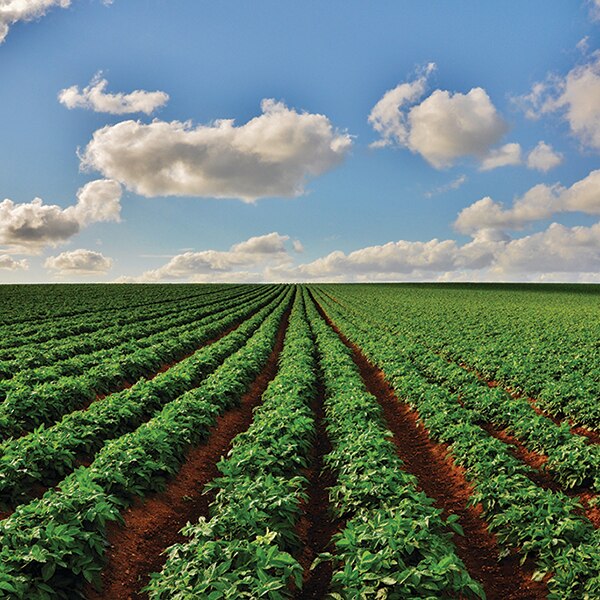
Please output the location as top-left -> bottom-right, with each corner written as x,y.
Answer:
0,1 -> 599,283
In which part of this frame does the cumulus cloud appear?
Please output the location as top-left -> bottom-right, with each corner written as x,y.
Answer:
479,143 -> 522,171
270,239 -> 463,282
120,220 -> 600,284
454,169 -> 600,234
369,67 -> 508,169
80,99 -> 352,202
45,248 -> 113,275
59,73 -> 169,115
131,232 -> 294,282
407,88 -> 508,169
0,0 -> 70,43
0,179 -> 121,253
492,222 -> 600,275
368,62 -> 436,148
526,141 -> 563,172
0,254 -> 28,270
266,220 -> 600,283
517,53 -> 600,150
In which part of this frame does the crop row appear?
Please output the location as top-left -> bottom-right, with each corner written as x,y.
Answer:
0,284 -> 269,385
0,284 -> 264,372
318,290 -> 600,493
0,287 -> 293,598
148,288 -> 316,598
312,287 -> 600,598
0,286 -> 281,441
326,284 -> 600,432
0,284 -> 237,342
0,286 -> 289,510
304,290 -> 484,598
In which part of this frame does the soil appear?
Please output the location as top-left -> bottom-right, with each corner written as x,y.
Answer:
463,402 -> 600,529
80,316 -> 249,412
294,379 -> 340,599
85,306 -> 291,600
458,362 -> 600,446
578,492 -> 600,528
477,423 -> 555,489
313,298 -> 548,600
1,315 -> 260,519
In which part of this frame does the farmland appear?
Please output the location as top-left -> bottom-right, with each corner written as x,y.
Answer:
0,283 -> 599,599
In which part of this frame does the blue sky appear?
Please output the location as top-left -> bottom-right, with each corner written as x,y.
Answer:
0,0 -> 599,282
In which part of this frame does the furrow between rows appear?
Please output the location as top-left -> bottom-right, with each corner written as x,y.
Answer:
86,303 -> 291,600
313,293 -> 545,600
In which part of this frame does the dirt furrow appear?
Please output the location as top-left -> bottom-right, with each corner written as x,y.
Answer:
312,301 -> 547,600
315,290 -> 600,447
80,310 -> 259,413
0,316 -> 258,521
475,415 -> 600,529
85,307 -> 291,600
295,379 -> 340,599
456,361 -> 600,446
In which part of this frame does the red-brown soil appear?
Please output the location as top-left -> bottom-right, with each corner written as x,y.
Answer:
85,306 -> 291,600
578,492 -> 600,528
320,289 -> 600,449
476,418 -> 600,529
80,310 -> 257,412
295,380 -> 340,599
313,299 -> 547,600
0,314 -> 263,522
477,423 -> 554,489
456,362 -> 600,446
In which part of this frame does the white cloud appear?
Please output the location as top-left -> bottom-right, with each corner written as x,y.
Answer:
0,0 -> 70,43
0,254 -> 28,270
45,248 -> 113,275
292,239 -> 304,253
454,169 -> 600,233
131,232 -> 294,282
424,174 -> 467,198
0,179 -> 121,254
270,238 -> 463,281
407,88 -> 508,169
526,141 -> 563,172
120,217 -> 600,284
577,36 -> 590,54
369,68 -> 508,169
266,220 -> 600,283
479,143 -> 522,171
80,99 -> 352,202
517,53 -> 600,150
59,73 -> 169,115
229,232 -> 288,255
492,222 -> 600,274
368,62 -> 436,148
589,0 -> 600,22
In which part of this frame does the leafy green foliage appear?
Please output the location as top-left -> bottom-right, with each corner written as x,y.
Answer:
312,285 -> 600,598
305,290 -> 484,599
0,288 -> 294,597
0,286 -> 278,440
148,289 -> 315,598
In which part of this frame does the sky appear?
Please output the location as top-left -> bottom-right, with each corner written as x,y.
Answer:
0,0 -> 599,283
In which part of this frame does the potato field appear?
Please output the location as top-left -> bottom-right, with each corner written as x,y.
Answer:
0,283 -> 599,599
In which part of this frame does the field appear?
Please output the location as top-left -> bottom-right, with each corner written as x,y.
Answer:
0,283 -> 599,599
